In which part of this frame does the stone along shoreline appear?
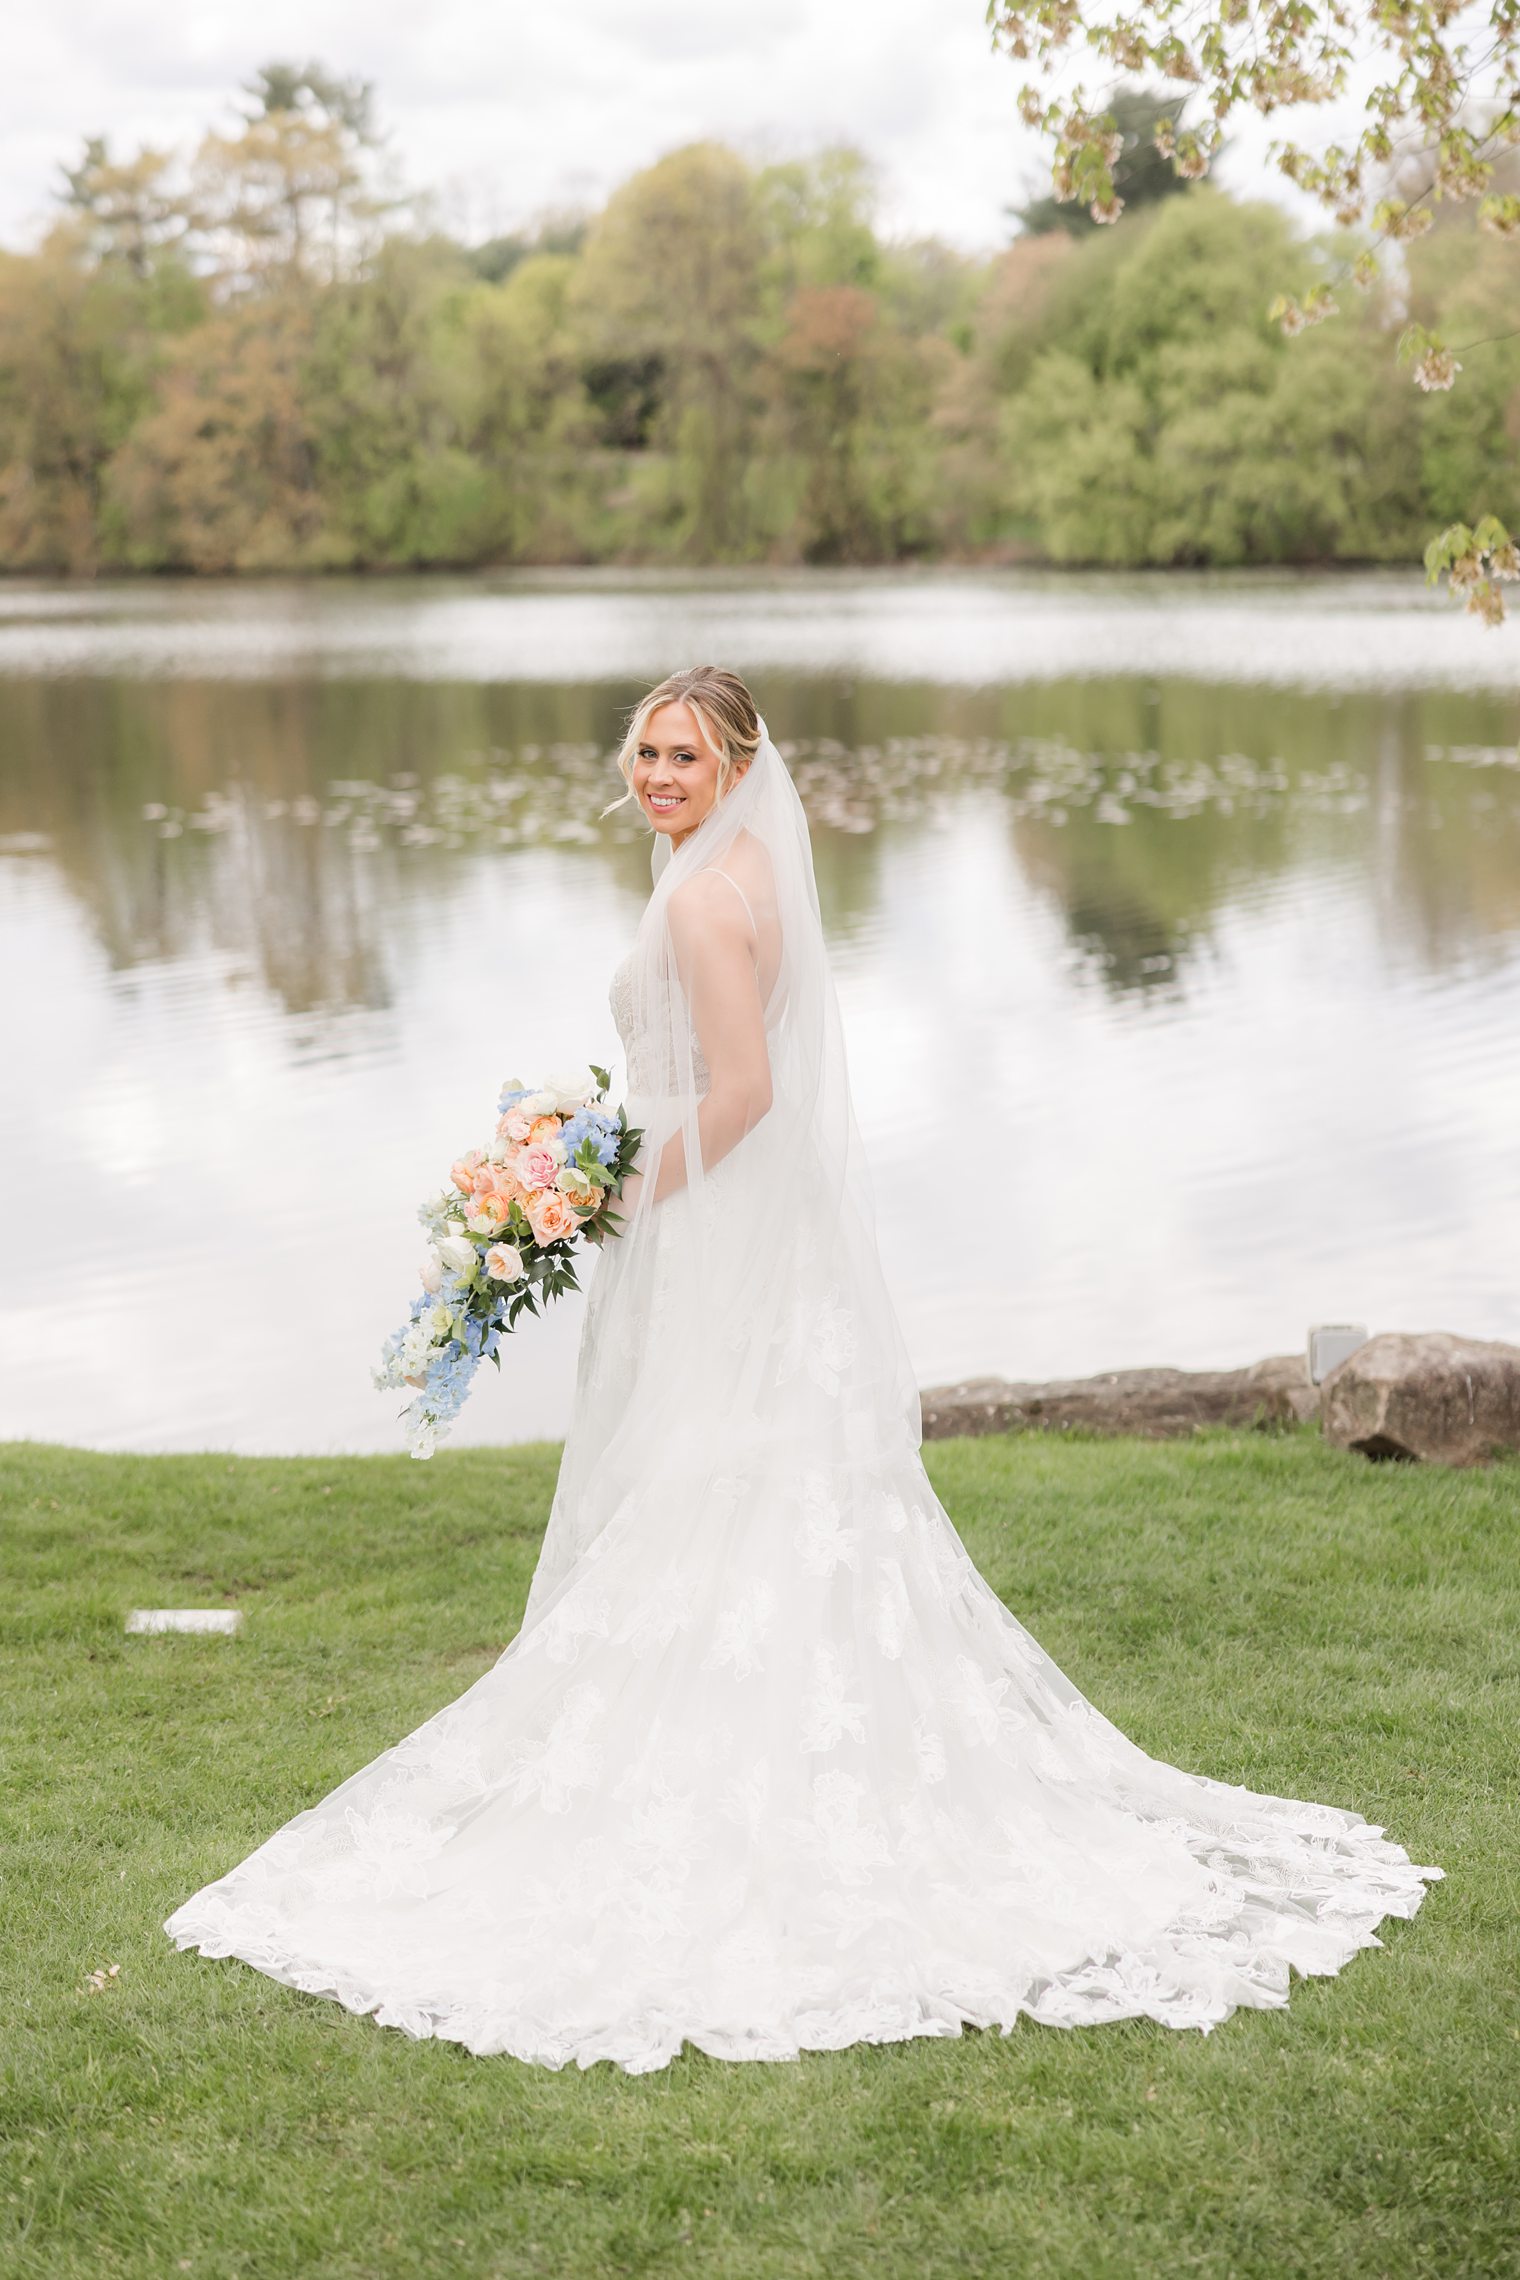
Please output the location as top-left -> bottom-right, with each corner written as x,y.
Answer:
919,1332 -> 1520,1466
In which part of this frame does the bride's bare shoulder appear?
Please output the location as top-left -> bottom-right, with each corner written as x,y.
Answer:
717,829 -> 777,915
668,866 -> 754,939
669,835 -> 773,929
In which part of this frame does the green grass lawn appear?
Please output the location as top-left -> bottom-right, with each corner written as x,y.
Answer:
2,1427 -> 1515,2280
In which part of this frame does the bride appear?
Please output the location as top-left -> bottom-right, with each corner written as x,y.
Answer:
166,665 -> 1440,2073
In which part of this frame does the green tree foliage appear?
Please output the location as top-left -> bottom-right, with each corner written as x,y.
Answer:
996,195 -> 1429,566
1407,229 -> 1520,527
104,301 -> 330,572
0,226 -> 203,572
751,151 -> 952,561
0,69 -> 1516,575
1015,88 -> 1191,239
568,143 -> 768,558
988,0 -> 1520,614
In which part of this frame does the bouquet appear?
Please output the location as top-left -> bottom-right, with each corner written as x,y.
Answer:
374,1065 -> 643,1456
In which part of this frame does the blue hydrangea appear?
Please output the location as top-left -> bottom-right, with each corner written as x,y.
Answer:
560,1107 -> 619,1168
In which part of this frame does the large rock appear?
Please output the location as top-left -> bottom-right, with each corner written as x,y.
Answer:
1320,1330 -> 1520,1465
920,1354 -> 1318,1442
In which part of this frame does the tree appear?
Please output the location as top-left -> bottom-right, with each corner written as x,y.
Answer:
997,195 -> 1425,567
746,147 -> 951,561
104,300 -> 331,571
568,144 -> 767,557
11,73 -> 1489,578
1014,87 -> 1191,237
453,254 -> 601,561
191,62 -> 392,293
57,137 -> 190,278
755,147 -> 882,294
988,0 -> 1520,617
764,282 -> 943,561
467,211 -> 588,284
0,228 -> 203,572
243,62 -> 376,144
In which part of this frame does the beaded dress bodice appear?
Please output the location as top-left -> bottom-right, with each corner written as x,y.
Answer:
609,949 -> 709,1097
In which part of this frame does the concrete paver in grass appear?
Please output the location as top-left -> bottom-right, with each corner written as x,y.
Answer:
125,1609 -> 243,1635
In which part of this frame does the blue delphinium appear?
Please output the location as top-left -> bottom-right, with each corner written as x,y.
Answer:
374,1267 -> 502,1458
411,1340 -> 482,1456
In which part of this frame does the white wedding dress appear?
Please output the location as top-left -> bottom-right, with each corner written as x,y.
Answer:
165,719 -> 1440,2073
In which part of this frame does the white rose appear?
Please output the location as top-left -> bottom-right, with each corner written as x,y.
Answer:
419,1252 -> 443,1294
542,1066 -> 599,1113
484,1242 -> 525,1284
436,1234 -> 476,1276
517,1089 -> 558,1118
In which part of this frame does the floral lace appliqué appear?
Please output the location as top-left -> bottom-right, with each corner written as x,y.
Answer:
794,1473 -> 861,1577
799,1645 -> 868,1754
776,1283 -> 857,1396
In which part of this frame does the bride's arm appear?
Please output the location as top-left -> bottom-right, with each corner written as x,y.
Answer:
637,872 -> 773,1206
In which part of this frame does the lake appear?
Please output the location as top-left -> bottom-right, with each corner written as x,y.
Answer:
3,566 -> 1518,1455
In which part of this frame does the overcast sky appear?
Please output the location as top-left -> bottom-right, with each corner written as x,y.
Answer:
6,0 -> 1338,255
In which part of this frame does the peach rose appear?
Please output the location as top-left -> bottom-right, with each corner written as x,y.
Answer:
450,1148 -> 485,1193
498,1107 -> 533,1143
526,1187 -> 579,1245
484,1241 -> 525,1283
527,1114 -> 563,1147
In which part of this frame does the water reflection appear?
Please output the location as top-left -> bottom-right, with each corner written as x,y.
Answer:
7,669 -> 1519,1014
1,575 -> 1517,1455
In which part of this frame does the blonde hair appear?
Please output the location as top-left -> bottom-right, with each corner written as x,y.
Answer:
601,665 -> 762,821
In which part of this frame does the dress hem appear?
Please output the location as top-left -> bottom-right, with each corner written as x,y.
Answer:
163,1852 -> 1441,2076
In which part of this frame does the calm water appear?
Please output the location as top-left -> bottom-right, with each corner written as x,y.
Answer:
3,568 -> 1518,1454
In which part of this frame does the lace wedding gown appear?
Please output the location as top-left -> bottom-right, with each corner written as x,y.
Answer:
165,727 -> 1440,2073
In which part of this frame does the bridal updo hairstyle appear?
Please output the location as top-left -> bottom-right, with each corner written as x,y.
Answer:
602,665 -> 762,821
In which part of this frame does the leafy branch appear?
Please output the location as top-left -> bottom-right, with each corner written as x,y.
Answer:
989,0 -> 1520,618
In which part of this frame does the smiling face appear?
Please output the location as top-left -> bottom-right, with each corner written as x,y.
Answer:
630,700 -> 748,847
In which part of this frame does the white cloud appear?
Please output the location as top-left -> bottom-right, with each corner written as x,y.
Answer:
0,0 -> 1382,256
2,0 -> 1039,251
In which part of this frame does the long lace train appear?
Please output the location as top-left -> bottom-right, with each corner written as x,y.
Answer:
165,1405 -> 1440,2072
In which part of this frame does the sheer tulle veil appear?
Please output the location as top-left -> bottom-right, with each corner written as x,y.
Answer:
523,713 -> 923,1618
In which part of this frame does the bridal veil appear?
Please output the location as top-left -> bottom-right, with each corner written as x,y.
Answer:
524,712 -> 923,1614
